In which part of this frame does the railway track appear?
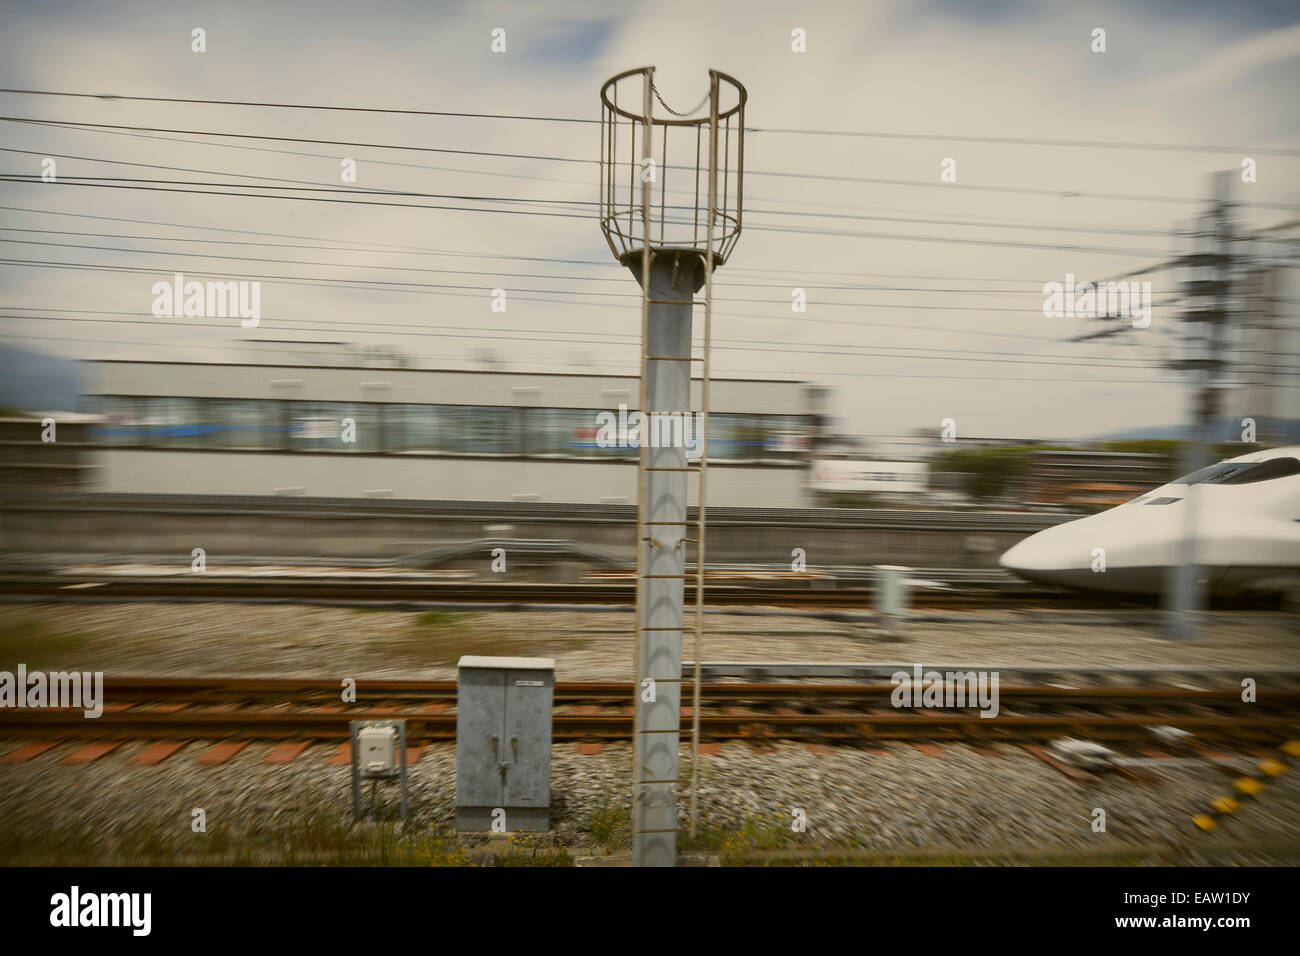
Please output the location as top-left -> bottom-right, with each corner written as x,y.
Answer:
2,678 -> 1295,744
1,491 -> 1070,533
0,572 -> 1170,610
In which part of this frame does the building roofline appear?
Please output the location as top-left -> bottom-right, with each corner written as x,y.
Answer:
79,358 -> 806,385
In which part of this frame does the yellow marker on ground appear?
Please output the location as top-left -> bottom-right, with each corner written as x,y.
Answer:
1193,739 -> 1297,832
1234,777 -> 1266,796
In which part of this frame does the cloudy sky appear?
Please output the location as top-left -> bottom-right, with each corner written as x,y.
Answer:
1,0 -> 1297,443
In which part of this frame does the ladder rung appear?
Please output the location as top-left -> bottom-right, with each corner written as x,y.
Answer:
644,467 -> 699,472
639,626 -> 683,631
638,728 -> 680,734
637,778 -> 684,785
644,355 -> 704,362
642,521 -> 696,525
636,677 -> 685,682
645,298 -> 700,306
641,574 -> 688,579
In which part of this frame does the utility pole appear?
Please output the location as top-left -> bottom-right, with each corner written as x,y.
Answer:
599,67 -> 746,866
1163,171 -> 1236,640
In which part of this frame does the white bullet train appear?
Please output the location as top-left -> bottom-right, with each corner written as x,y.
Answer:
999,445 -> 1300,596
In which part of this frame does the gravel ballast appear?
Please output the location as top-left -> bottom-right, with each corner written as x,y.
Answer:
1,602 -> 1296,865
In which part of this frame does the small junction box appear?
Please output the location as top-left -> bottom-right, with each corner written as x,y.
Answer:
358,724 -> 398,778
349,719 -> 408,821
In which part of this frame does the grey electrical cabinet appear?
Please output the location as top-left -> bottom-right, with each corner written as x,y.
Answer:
455,656 -> 555,832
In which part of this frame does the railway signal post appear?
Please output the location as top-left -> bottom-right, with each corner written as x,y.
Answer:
598,67 -> 746,866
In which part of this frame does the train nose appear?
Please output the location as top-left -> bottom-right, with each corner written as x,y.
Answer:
999,524 -> 1083,574
998,506 -> 1163,592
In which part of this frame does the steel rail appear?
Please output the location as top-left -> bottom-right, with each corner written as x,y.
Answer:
2,679 -> 1294,742
0,574 -> 1148,609
2,708 -> 1293,742
65,677 -> 1300,705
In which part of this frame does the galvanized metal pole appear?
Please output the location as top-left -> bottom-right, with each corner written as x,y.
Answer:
631,252 -> 696,867
631,68 -> 663,867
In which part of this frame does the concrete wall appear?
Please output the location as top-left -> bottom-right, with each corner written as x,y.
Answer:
2,498 -> 1040,569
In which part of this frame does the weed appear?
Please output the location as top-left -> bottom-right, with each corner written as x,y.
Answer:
589,800 -> 631,846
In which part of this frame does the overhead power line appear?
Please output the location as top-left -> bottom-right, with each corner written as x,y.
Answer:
0,87 -> 602,125
0,162 -> 1177,238
0,177 -> 1170,257
0,204 -> 1074,287
748,125 -> 1300,157
23,118 -> 1290,217
8,116 -> 1299,210
1,312 -> 1190,372
0,328 -> 1179,386
0,254 -> 1178,313
1,231 -> 1080,298
3,88 -> 1295,156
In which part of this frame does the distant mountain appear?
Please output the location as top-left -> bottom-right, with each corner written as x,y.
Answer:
0,344 -> 85,413
1093,417 -> 1300,444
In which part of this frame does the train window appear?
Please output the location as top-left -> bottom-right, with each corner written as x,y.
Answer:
761,415 -> 810,461
1216,457 -> 1300,484
211,399 -> 283,450
391,405 -> 522,455
695,414 -> 812,463
288,402 -> 380,453
395,404 -> 439,453
523,408 -> 632,459
710,414 -> 763,461
437,405 -> 519,455
91,396 -> 152,445
1174,457 -> 1300,485
1173,461 -> 1255,484
147,397 -> 207,448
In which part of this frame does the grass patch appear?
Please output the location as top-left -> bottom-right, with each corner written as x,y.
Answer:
680,810 -> 799,863
700,845 -> 1173,867
0,614 -> 91,668
414,611 -> 467,628
0,811 -> 491,866
497,833 -> 574,867
357,612 -> 585,667
589,800 -> 631,847
359,611 -> 477,665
